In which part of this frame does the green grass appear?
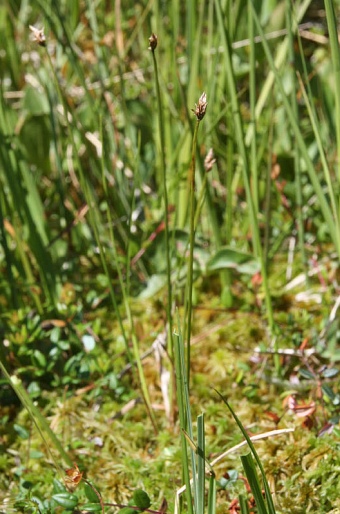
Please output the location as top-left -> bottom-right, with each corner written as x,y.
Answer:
1,1 -> 340,513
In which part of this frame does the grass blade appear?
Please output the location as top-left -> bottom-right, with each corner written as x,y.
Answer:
241,453 -> 269,514
250,1 -> 340,258
173,328 -> 194,514
324,0 -> 340,184
215,390 -> 276,513
197,413 -> 205,514
0,362 -> 72,470
207,470 -> 216,514
214,0 -> 274,332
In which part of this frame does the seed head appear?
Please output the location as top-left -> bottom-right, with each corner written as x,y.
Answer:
29,25 -> 46,47
148,33 -> 158,51
204,148 -> 216,172
192,92 -> 207,121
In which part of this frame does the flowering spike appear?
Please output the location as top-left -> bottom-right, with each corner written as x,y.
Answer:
148,33 -> 158,51
192,92 -> 207,121
29,25 -> 46,47
204,148 -> 216,172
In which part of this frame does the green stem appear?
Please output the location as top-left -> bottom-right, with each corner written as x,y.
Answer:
173,330 -> 194,514
0,362 -> 72,470
248,0 -> 259,214
98,119 -> 157,430
185,120 -> 201,385
324,0 -> 340,185
286,0 -> 308,277
150,43 -> 173,357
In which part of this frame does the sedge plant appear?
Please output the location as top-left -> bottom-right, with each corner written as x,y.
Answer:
1,2 -> 340,512
184,92 -> 208,385
148,33 -> 174,357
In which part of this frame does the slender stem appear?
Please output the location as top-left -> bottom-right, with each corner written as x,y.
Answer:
173,330 -> 194,514
185,120 -> 200,385
223,115 -> 234,306
99,120 -> 157,429
0,363 -> 72,470
286,0 -> 308,277
197,413 -> 205,514
324,0 -> 340,185
150,43 -> 173,356
248,0 -> 258,214
264,107 -> 274,271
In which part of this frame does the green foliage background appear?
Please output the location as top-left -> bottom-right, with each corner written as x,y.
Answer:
0,1 -> 340,513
